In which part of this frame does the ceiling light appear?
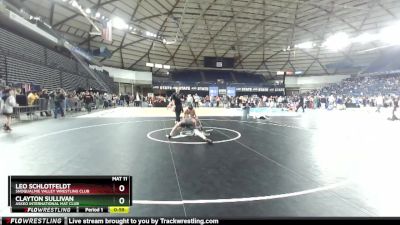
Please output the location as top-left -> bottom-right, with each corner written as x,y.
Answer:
112,17 -> 129,30
95,12 -> 101,18
323,32 -> 350,51
165,40 -> 176,45
146,63 -> 154,67
129,26 -> 133,31
101,15 -> 105,20
163,65 -> 170,69
146,31 -> 152,36
295,71 -> 303,75
85,8 -> 91,14
71,1 -> 79,8
155,64 -> 163,68
295,41 -> 314,49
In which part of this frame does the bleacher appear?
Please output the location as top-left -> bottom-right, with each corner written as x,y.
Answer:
203,71 -> 233,82
46,49 -> 77,74
6,56 -> 60,90
0,26 -> 115,93
170,70 -> 266,84
171,70 -> 203,82
0,54 -> 5,81
153,75 -> 171,82
77,63 -> 89,77
94,69 -> 116,92
61,72 -> 87,91
104,71 -> 116,92
234,72 -> 265,83
0,27 -> 45,64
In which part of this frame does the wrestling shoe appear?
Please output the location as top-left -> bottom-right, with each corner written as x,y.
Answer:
206,139 -> 213,144
166,134 -> 171,139
3,125 -> 11,132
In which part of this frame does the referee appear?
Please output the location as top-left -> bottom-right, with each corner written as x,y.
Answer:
295,95 -> 305,113
169,90 -> 183,123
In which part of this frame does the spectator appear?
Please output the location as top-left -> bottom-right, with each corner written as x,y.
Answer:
27,91 -> 39,106
205,95 -> 210,107
15,89 -> 28,106
39,89 -> 51,117
135,92 -> 141,107
376,94 -> 384,113
187,94 -> 193,106
2,88 -> 18,131
119,94 -> 125,107
125,94 -> 130,107
84,91 -> 94,113
391,96 -> 399,120
60,89 -> 67,112
53,89 -> 65,119
194,93 -> 200,108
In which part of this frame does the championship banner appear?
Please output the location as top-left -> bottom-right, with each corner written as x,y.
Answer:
209,86 -> 218,97
102,20 -> 112,42
227,87 -> 236,97
219,89 -> 226,95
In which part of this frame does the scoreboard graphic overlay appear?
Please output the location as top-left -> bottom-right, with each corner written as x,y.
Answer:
8,176 -> 132,213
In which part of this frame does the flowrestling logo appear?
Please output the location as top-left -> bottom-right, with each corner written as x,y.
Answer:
4,218 -> 63,224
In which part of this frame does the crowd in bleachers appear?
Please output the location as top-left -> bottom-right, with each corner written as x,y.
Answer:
237,73 -> 400,112
292,73 -> 400,112
319,73 -> 400,97
147,72 -> 400,120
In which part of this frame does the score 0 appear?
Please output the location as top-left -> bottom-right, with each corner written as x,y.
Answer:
112,176 -> 129,194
